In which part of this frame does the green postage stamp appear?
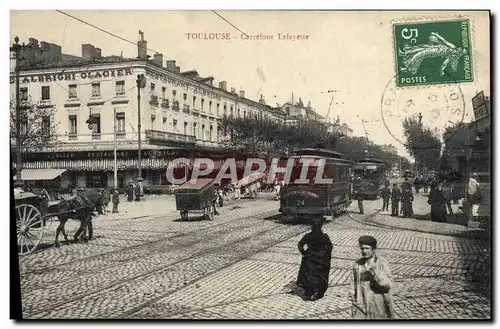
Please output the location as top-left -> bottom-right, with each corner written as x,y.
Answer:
393,19 -> 473,86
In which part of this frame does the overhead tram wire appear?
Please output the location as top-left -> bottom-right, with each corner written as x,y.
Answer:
55,10 -> 165,57
211,11 -> 248,37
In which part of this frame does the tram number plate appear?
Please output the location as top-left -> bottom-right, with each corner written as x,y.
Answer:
296,200 -> 305,206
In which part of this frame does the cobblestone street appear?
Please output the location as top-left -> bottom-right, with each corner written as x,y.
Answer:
17,193 -> 490,320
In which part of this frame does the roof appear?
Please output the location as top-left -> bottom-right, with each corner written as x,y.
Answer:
237,173 -> 266,186
177,178 -> 214,190
292,148 -> 344,159
14,169 -> 67,181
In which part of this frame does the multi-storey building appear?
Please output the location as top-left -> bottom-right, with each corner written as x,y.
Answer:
281,97 -> 324,124
10,33 -> 285,188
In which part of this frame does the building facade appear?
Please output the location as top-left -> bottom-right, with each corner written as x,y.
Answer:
10,34 -> 285,188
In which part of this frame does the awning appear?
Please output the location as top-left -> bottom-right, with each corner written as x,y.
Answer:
14,158 -> 169,171
14,169 -> 67,181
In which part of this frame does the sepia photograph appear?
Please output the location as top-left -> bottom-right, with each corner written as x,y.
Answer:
9,8 -> 491,320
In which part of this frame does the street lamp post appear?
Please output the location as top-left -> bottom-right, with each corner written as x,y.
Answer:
136,74 -> 146,193
11,37 -> 22,187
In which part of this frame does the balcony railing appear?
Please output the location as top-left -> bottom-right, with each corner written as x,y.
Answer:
161,99 -> 170,109
172,101 -> 180,111
145,130 -> 196,144
92,133 -> 101,140
150,95 -> 159,106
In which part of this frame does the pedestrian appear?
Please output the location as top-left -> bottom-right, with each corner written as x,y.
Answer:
400,187 -> 414,218
354,188 -> 364,214
126,180 -> 134,202
134,181 -> 141,202
413,176 -> 421,193
380,183 -> 391,212
428,182 -> 447,222
442,181 -> 453,215
390,184 -> 401,216
112,188 -> 120,213
401,178 -> 411,192
352,235 -> 395,319
296,216 -> 333,301
422,176 -> 429,193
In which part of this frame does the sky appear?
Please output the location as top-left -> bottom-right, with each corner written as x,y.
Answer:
9,10 -> 490,159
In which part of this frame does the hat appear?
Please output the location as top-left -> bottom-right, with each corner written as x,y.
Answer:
358,235 -> 377,249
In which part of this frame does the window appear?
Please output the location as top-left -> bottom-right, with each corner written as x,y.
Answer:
41,86 -> 50,100
20,87 -> 28,102
192,96 -> 196,108
184,121 -> 188,135
209,101 -> 212,113
217,103 -> 220,115
237,108 -> 240,117
173,119 -> 178,132
201,124 -> 205,139
209,125 -> 213,141
150,83 -> 155,92
116,112 -> 125,137
151,115 -> 156,130
201,98 -> 205,110
244,110 -> 247,118
162,87 -> 166,98
116,81 -> 125,96
172,89 -> 177,97
91,83 -> 100,98
162,117 -> 167,131
91,114 -> 101,137
69,115 -> 77,135
183,93 -> 187,101
68,84 -> 77,99
223,104 -> 227,116
193,122 -> 197,138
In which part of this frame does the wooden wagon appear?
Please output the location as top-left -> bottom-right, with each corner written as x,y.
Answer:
174,178 -> 217,221
238,173 -> 266,199
14,189 -> 94,256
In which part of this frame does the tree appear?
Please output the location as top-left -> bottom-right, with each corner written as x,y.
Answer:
218,115 -> 280,156
402,114 -> 442,171
10,96 -> 59,152
440,122 -> 472,171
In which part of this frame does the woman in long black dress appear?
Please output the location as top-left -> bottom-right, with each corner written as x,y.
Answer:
296,216 -> 333,301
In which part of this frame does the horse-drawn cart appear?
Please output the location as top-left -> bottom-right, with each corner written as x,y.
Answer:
15,188 -> 98,256
175,178 -> 217,221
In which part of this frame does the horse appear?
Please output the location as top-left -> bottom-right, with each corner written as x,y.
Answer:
53,190 -> 100,247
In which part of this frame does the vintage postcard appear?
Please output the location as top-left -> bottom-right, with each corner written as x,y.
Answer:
10,10 -> 491,320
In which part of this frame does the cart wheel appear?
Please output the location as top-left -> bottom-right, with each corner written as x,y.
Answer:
180,210 -> 188,221
204,206 -> 214,221
16,204 -> 44,256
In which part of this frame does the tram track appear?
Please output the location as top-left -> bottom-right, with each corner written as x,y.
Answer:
20,200 -> 277,276
25,210 -> 310,318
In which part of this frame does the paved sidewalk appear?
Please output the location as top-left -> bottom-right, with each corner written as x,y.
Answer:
367,193 -> 485,238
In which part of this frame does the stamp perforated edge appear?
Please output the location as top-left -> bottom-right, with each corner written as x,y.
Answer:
389,13 -> 481,91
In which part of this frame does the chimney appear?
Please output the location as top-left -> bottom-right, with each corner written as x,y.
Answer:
230,87 -> 236,94
40,41 -> 62,62
82,44 -> 96,61
95,47 -> 102,58
137,30 -> 148,60
307,101 -> 311,108
153,53 -> 163,67
259,95 -> 266,105
174,66 -> 180,73
239,90 -> 245,98
28,38 -> 39,47
166,60 -> 176,71
219,81 -> 227,91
